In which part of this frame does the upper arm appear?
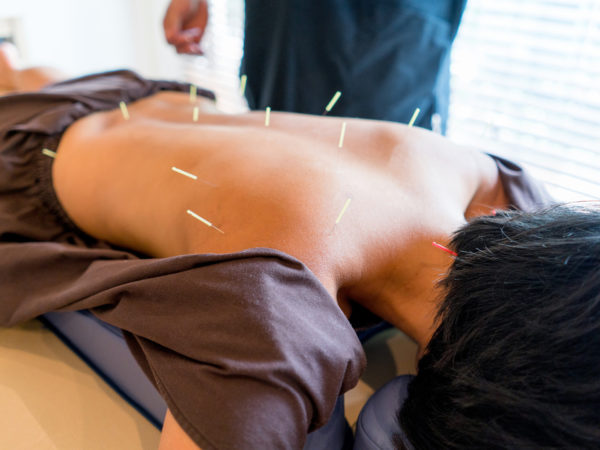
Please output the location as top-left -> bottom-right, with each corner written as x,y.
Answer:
159,409 -> 202,450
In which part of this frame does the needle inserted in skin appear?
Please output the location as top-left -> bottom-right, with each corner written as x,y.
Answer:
338,122 -> 347,148
240,74 -> 247,96
171,166 -> 198,180
171,166 -> 217,187
42,148 -> 57,158
119,101 -> 130,120
408,108 -> 420,128
187,209 -> 225,234
324,91 -> 342,115
432,241 -> 457,257
335,198 -> 352,225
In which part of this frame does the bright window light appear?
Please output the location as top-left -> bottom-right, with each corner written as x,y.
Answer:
448,0 -> 600,201
185,0 -> 600,202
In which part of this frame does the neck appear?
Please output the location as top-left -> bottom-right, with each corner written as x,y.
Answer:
339,154 -> 506,350
340,242 -> 453,350
465,152 -> 508,218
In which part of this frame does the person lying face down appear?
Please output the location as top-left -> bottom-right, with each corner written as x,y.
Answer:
50,83 -> 515,352
1,59 -> 597,449
399,205 -> 600,449
49,95 -> 598,449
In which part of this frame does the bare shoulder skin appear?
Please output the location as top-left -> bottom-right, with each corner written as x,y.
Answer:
3,54 -> 510,450
51,92 -> 507,450
53,91 -> 506,347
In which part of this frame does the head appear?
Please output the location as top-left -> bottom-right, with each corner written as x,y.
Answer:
399,204 -> 600,449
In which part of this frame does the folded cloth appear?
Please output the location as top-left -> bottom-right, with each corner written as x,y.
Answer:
488,154 -> 554,211
0,69 -> 552,449
0,70 -> 366,450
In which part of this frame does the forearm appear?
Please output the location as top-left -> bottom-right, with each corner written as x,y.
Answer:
159,410 -> 201,450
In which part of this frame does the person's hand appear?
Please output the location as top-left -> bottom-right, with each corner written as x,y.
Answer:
163,0 -> 208,55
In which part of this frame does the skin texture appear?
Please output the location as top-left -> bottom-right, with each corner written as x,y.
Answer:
159,410 -> 199,450
0,42 -> 66,92
53,91 -> 506,342
0,34 -> 511,447
163,0 -> 208,55
50,93 -> 508,450
3,63 -> 508,447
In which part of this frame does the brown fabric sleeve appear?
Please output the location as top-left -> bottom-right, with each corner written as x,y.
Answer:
0,244 -> 365,450
487,153 -> 555,211
2,69 -> 213,137
0,70 -> 363,448
113,250 -> 366,449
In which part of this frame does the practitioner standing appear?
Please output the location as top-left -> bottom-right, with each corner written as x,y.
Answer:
164,0 -> 467,133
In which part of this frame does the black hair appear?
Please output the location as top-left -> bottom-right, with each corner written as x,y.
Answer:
398,204 -> 600,449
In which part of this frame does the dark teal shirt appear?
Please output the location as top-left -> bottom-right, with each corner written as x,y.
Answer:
242,0 -> 467,133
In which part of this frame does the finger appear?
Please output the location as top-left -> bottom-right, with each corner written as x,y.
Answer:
165,24 -> 184,45
179,27 -> 204,43
180,0 -> 208,43
167,32 -> 190,46
170,27 -> 202,46
163,2 -> 187,43
176,42 -> 204,55
177,44 -> 204,56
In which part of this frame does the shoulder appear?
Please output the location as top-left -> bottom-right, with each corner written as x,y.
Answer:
465,151 -> 508,218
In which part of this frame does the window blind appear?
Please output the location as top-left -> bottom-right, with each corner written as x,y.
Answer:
183,0 -> 246,113
448,0 -> 600,201
185,0 -> 600,201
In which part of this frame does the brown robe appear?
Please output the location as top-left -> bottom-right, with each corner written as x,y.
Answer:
0,70 -> 365,450
0,70 -> 551,449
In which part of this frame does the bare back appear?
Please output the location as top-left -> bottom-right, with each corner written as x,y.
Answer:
53,91 -> 504,339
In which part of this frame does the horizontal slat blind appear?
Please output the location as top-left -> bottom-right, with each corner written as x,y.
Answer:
183,0 -> 246,113
448,0 -> 600,200
186,0 -> 600,201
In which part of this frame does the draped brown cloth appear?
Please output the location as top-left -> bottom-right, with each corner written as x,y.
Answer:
0,70 -> 366,450
0,70 -> 551,449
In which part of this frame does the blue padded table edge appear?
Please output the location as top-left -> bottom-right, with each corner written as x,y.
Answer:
40,310 -> 354,449
40,310 -> 166,429
354,375 -> 415,450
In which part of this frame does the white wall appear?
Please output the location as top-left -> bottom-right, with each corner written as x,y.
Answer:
0,0 -> 185,80
128,0 -> 186,79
